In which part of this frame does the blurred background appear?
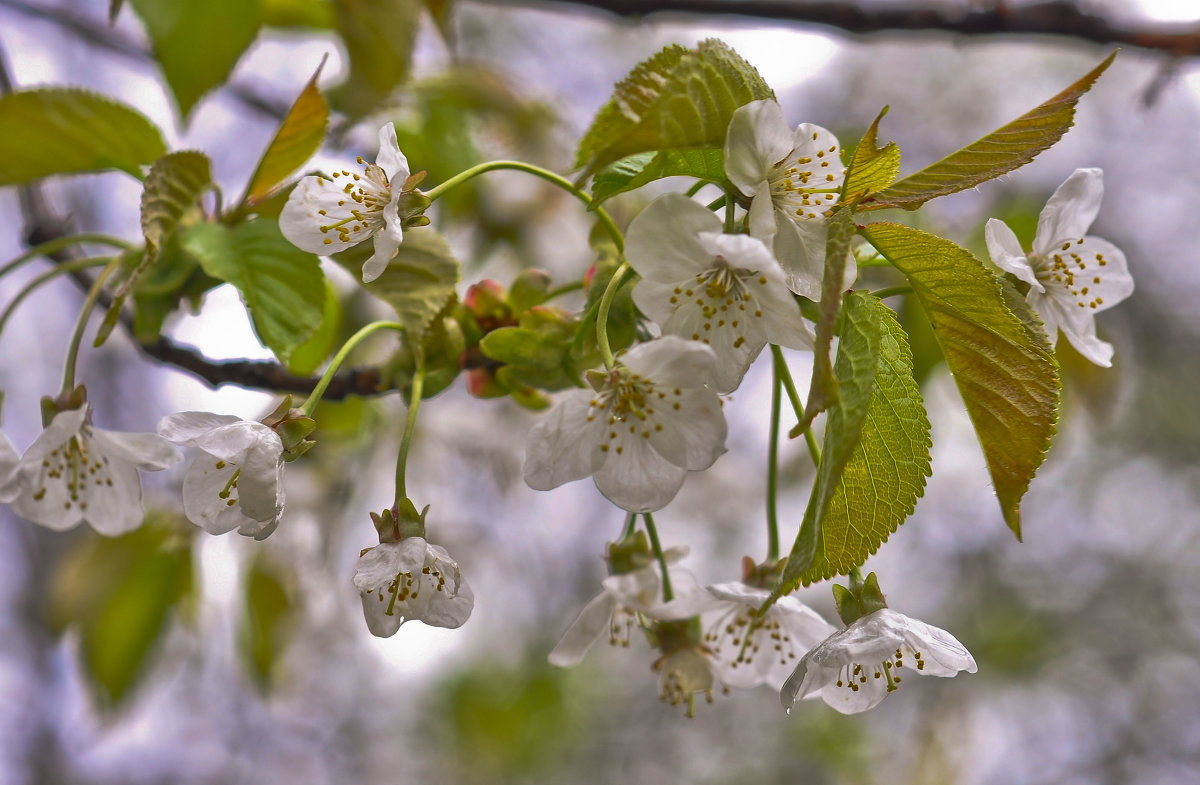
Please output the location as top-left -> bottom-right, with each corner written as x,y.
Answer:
1,0 -> 1199,783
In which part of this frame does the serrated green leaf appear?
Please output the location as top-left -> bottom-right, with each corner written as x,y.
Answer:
239,557 -> 295,690
129,0 -> 263,118
800,298 -> 931,583
862,52 -> 1116,212
332,0 -> 420,117
48,520 -> 193,707
0,88 -> 165,185
182,220 -> 325,363
242,61 -> 329,208
335,228 -> 461,344
777,292 -> 882,596
591,148 -> 725,204
575,39 -> 774,178
795,208 -> 856,433
860,222 -> 1059,538
842,106 -> 900,205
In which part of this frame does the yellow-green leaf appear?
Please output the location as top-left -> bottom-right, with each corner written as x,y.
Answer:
591,148 -> 726,204
842,106 -> 900,205
860,222 -> 1059,538
862,52 -> 1116,211
0,88 -> 166,185
800,298 -> 931,583
242,60 -> 329,208
574,39 -> 774,178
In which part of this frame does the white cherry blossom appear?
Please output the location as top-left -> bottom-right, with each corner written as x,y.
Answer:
523,337 -> 727,513
280,122 -> 411,283
10,405 -> 179,535
781,608 -> 977,715
548,546 -> 695,667
0,429 -> 21,503
626,194 -> 813,393
158,412 -> 285,541
354,537 -> 474,637
985,168 -> 1133,366
724,99 -> 856,300
666,581 -> 837,690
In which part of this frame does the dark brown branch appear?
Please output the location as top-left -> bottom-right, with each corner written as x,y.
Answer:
487,0 -> 1200,56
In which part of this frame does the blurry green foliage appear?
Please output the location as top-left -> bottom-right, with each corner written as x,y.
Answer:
331,0 -> 420,118
240,556 -> 298,689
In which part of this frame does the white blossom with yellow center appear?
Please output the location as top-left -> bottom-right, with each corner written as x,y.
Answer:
781,608 -> 977,715
158,411 -> 285,541
9,405 -> 179,535
280,122 -> 410,283
354,537 -> 474,637
986,168 -> 1133,366
724,100 -> 857,300
523,337 -> 727,513
627,194 -> 814,393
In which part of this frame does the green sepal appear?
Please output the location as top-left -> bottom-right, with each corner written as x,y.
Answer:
606,529 -> 655,575
40,386 -> 88,427
832,571 -> 888,626
261,395 -> 316,461
371,498 -> 428,544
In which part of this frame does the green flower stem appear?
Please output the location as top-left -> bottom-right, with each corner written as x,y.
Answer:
543,280 -> 585,302
621,511 -> 638,539
60,258 -> 121,393
595,262 -> 632,370
0,234 -> 135,281
0,257 -> 112,338
766,349 -> 784,562
298,320 -> 405,416
770,345 -> 822,466
870,285 -> 913,300
706,195 -> 726,212
394,360 -> 426,505
684,180 -> 709,198
423,160 -> 624,252
642,512 -> 674,602
724,189 -> 736,232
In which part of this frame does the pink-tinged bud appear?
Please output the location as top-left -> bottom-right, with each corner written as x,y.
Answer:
466,368 -> 507,398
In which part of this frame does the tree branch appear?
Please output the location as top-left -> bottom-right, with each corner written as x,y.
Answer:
489,0 -> 1200,56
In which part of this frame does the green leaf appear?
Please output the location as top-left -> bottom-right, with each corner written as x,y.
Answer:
777,291 -> 882,596
860,222 -> 1060,538
129,0 -> 263,118
239,557 -> 295,690
480,327 -> 560,369
332,0 -> 420,117
286,276 -> 342,375
0,88 -> 166,185
182,220 -> 326,363
795,208 -> 856,434
799,299 -> 932,583
574,39 -> 774,178
242,60 -> 329,209
335,228 -> 461,344
48,519 -> 193,707
591,148 -> 725,204
842,106 -> 900,205
261,0 -> 335,28
862,52 -> 1116,212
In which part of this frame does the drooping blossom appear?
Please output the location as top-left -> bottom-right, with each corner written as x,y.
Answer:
626,194 -> 813,393
523,337 -> 727,513
280,122 -> 415,283
985,168 -> 1133,366
158,412 -> 285,541
724,99 -> 856,299
781,608 -> 977,715
10,404 -> 179,535
354,537 -> 474,637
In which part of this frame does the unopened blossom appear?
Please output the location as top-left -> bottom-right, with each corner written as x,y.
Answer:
985,168 -> 1133,366
627,194 -> 813,393
0,429 -> 20,503
280,122 -> 412,283
548,546 -> 696,667
158,412 -> 285,541
724,99 -> 856,300
354,537 -> 474,637
669,581 -> 837,690
781,608 -> 977,715
10,405 -> 179,535
523,337 -> 727,513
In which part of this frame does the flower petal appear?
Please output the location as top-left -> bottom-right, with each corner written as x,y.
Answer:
157,412 -> 242,445
724,100 -> 793,195
374,122 -> 411,182
279,176 -> 365,255
620,336 -> 719,388
624,194 -> 722,282
1032,168 -> 1103,257
985,218 -> 1042,292
360,589 -> 405,638
773,217 -> 829,300
0,430 -> 21,503
746,181 -> 777,241
97,429 -> 181,471
1056,314 -> 1114,367
181,454 -> 253,535
548,591 -> 619,667
353,539 -> 427,591
235,439 -> 285,524
631,278 -> 685,327
361,221 -> 402,283
523,389 -> 607,492
649,385 -> 727,471
658,300 -> 763,393
20,406 -> 86,465
593,432 -> 688,513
